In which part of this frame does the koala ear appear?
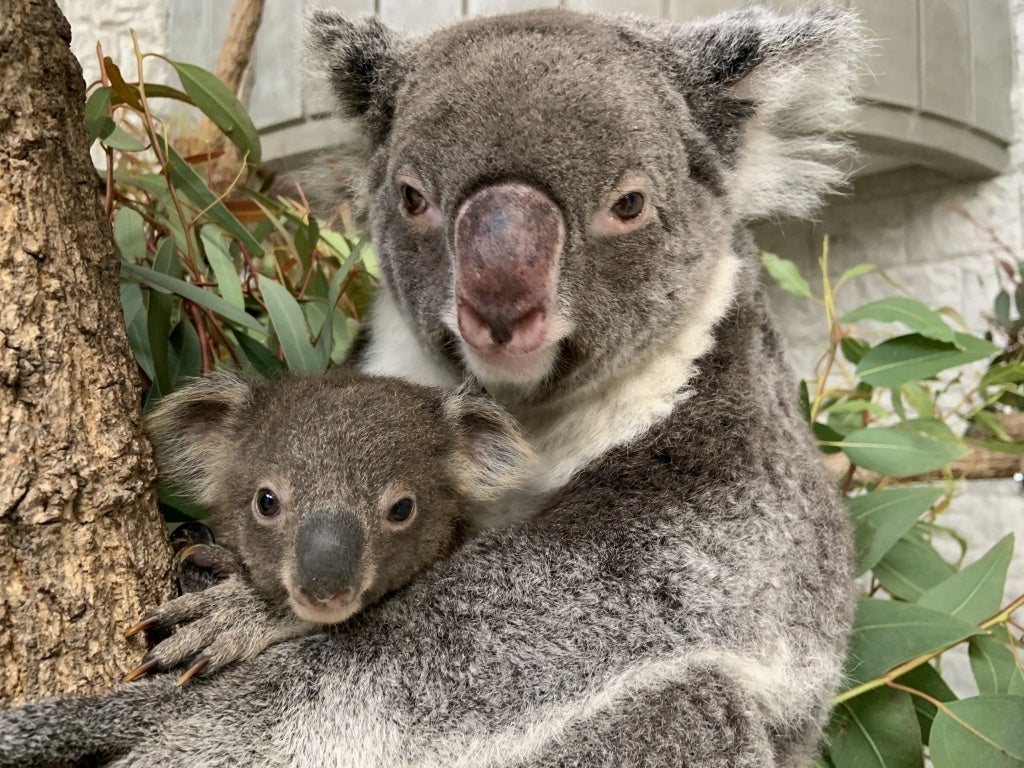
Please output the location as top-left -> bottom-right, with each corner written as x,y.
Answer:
657,7 -> 866,220
306,10 -> 409,145
145,371 -> 254,507
443,388 -> 536,502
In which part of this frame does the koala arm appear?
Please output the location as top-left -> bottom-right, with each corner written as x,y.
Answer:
128,574 -> 320,681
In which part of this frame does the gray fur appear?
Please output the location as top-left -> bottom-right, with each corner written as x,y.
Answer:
137,368 -> 534,671
0,6 -> 862,767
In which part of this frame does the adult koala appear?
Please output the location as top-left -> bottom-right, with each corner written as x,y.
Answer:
0,6 -> 863,767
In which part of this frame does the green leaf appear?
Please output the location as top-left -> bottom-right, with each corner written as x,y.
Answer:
856,333 -> 999,389
847,487 -> 944,576
838,426 -> 966,478
896,663 -> 957,743
981,363 -> 1024,387
294,218 -> 320,270
319,229 -> 351,260
972,410 -> 1014,442
761,252 -> 812,298
969,635 -> 1024,695
917,535 -> 1014,623
842,297 -> 957,345
84,86 -> 114,143
167,318 -> 202,387
155,138 -> 264,257
147,239 -> 180,397
200,229 -> 245,311
170,61 -> 262,164
929,695 -> 1024,768
814,421 -> 846,453
234,332 -> 286,377
874,533 -> 955,601
838,263 -> 878,286
828,687 -> 923,768
101,125 -> 148,151
113,207 -> 147,263
995,290 -> 1012,326
899,382 -> 935,419
826,400 -> 889,419
121,260 -> 266,335
120,281 -> 155,381
798,380 -> 811,423
840,337 -> 870,365
258,276 -> 323,373
843,598 -> 980,688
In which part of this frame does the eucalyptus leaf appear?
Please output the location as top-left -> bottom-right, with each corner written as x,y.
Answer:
843,598 -> 979,688
121,260 -> 266,335
200,229 -> 245,311
874,533 -> 955,601
120,281 -> 155,381
895,663 -> 957,743
838,426 -> 966,478
847,487 -> 944,576
841,297 -> 956,345
828,687 -> 923,768
155,137 -> 263,257
235,332 -> 286,377
171,61 -> 262,164
84,86 -> 114,143
929,695 -> 1024,768
917,535 -> 1014,624
761,252 -> 812,298
969,635 -> 1024,696
113,207 -> 147,263
258,276 -> 323,373
146,239 -> 180,397
856,334 -> 998,389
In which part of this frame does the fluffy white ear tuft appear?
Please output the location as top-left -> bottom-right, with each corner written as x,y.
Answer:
145,370 -> 254,507
668,6 -> 868,220
723,8 -> 867,220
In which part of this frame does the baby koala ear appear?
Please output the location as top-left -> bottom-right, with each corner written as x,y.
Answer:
145,370 -> 254,507
442,387 -> 536,502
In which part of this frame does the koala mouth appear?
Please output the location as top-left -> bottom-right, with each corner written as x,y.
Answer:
289,584 -> 364,624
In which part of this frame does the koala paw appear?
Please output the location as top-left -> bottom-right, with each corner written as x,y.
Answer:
123,576 -> 317,685
174,542 -> 240,594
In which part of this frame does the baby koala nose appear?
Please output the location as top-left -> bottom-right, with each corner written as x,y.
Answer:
295,509 -> 364,601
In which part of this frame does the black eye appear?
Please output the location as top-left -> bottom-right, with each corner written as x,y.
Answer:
387,497 -> 415,523
400,185 -> 428,215
610,191 -> 645,221
254,488 -> 280,517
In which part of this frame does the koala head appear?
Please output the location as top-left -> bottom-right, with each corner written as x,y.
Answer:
308,8 -> 862,401
146,369 -> 534,624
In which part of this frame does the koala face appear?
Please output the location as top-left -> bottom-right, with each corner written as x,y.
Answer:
368,15 -> 730,396
147,370 -> 534,624
310,9 -> 860,402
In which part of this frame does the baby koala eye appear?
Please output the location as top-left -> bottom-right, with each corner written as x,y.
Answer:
253,488 -> 280,518
400,184 -> 428,216
387,497 -> 415,524
610,191 -> 645,221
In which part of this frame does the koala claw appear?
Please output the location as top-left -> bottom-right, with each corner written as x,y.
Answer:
122,658 -> 159,683
126,576 -> 318,681
124,616 -> 160,639
175,655 -> 210,686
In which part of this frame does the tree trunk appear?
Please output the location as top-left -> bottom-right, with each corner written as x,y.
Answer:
0,0 -> 174,706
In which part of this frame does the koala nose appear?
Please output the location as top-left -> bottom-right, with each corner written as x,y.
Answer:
454,183 -> 564,355
294,510 -> 364,601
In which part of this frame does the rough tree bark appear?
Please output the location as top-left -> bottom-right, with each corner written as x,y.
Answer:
0,0 -> 174,706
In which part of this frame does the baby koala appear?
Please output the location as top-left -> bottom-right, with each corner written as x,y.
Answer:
128,367 -> 533,682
